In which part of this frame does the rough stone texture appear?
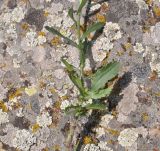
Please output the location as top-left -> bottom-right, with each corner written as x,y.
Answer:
0,0 -> 160,151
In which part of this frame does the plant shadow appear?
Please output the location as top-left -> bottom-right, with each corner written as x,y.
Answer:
76,72 -> 132,150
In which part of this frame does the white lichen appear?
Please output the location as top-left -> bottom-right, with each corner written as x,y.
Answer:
94,127 -> 105,138
12,129 -> 36,151
53,68 -> 66,80
36,111 -> 52,127
118,128 -> 139,147
83,144 -> 100,151
0,109 -> 9,125
98,141 -> 113,151
12,7 -> 25,23
104,22 -> 122,41
133,43 -> 144,53
25,29 -> 38,47
100,114 -> 114,127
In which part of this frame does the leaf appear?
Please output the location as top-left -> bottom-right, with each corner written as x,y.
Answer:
80,22 -> 105,40
78,42 -> 86,70
88,87 -> 112,99
65,105 -> 86,117
77,0 -> 88,14
45,26 -> 78,47
91,62 -> 120,91
61,58 -> 76,72
85,103 -> 106,110
68,8 -> 77,25
62,58 -> 86,96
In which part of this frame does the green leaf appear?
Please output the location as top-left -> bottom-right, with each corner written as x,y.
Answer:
68,8 -> 77,26
77,0 -> 88,14
88,87 -> 112,99
85,103 -> 106,110
91,62 -> 120,92
80,22 -> 105,40
45,26 -> 78,47
61,58 -> 75,72
62,58 -> 86,96
78,42 -> 86,70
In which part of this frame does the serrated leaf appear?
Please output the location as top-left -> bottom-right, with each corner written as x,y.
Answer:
45,26 -> 78,47
91,62 -> 120,91
85,103 -> 106,110
88,87 -> 112,99
80,22 -> 105,40
77,0 -> 88,14
68,8 -> 77,25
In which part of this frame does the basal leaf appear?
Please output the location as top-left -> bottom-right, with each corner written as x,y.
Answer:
91,62 -> 120,91
85,103 -> 106,110
88,87 -> 112,99
45,26 -> 78,47
80,22 -> 105,40
77,0 -> 88,14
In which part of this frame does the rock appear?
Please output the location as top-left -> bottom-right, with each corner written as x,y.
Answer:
117,80 -> 139,123
32,46 -> 46,62
25,8 -> 46,31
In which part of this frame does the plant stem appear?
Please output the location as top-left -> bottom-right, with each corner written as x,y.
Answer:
77,12 -> 85,80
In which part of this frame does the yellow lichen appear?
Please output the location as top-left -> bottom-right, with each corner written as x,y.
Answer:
145,0 -> 152,5
51,37 -> 61,46
9,88 -> 23,101
105,128 -> 120,136
61,95 -> 70,101
142,112 -> 149,122
0,101 -> 8,112
38,31 -> 46,37
153,6 -> 160,17
44,11 -> 50,17
53,145 -> 61,151
21,23 -> 29,30
107,140 -> 114,145
32,124 -> 40,133
49,88 -> 57,94
25,87 -> 37,96
83,136 -> 92,144
96,14 -> 106,23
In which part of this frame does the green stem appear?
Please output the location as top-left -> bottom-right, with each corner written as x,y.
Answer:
77,12 -> 85,80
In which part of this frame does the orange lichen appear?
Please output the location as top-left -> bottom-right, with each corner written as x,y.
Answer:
149,71 -> 158,81
153,6 -> 160,17
38,31 -> 46,37
83,136 -> 92,144
96,13 -> 106,23
21,23 -> 29,30
0,101 -> 8,112
51,37 -> 61,46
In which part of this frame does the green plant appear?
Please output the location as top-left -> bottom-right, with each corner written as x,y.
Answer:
45,0 -> 120,117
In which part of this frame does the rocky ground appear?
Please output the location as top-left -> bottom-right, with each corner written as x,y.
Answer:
0,0 -> 160,151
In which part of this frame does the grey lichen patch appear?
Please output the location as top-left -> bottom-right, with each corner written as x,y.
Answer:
25,8 -> 46,31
